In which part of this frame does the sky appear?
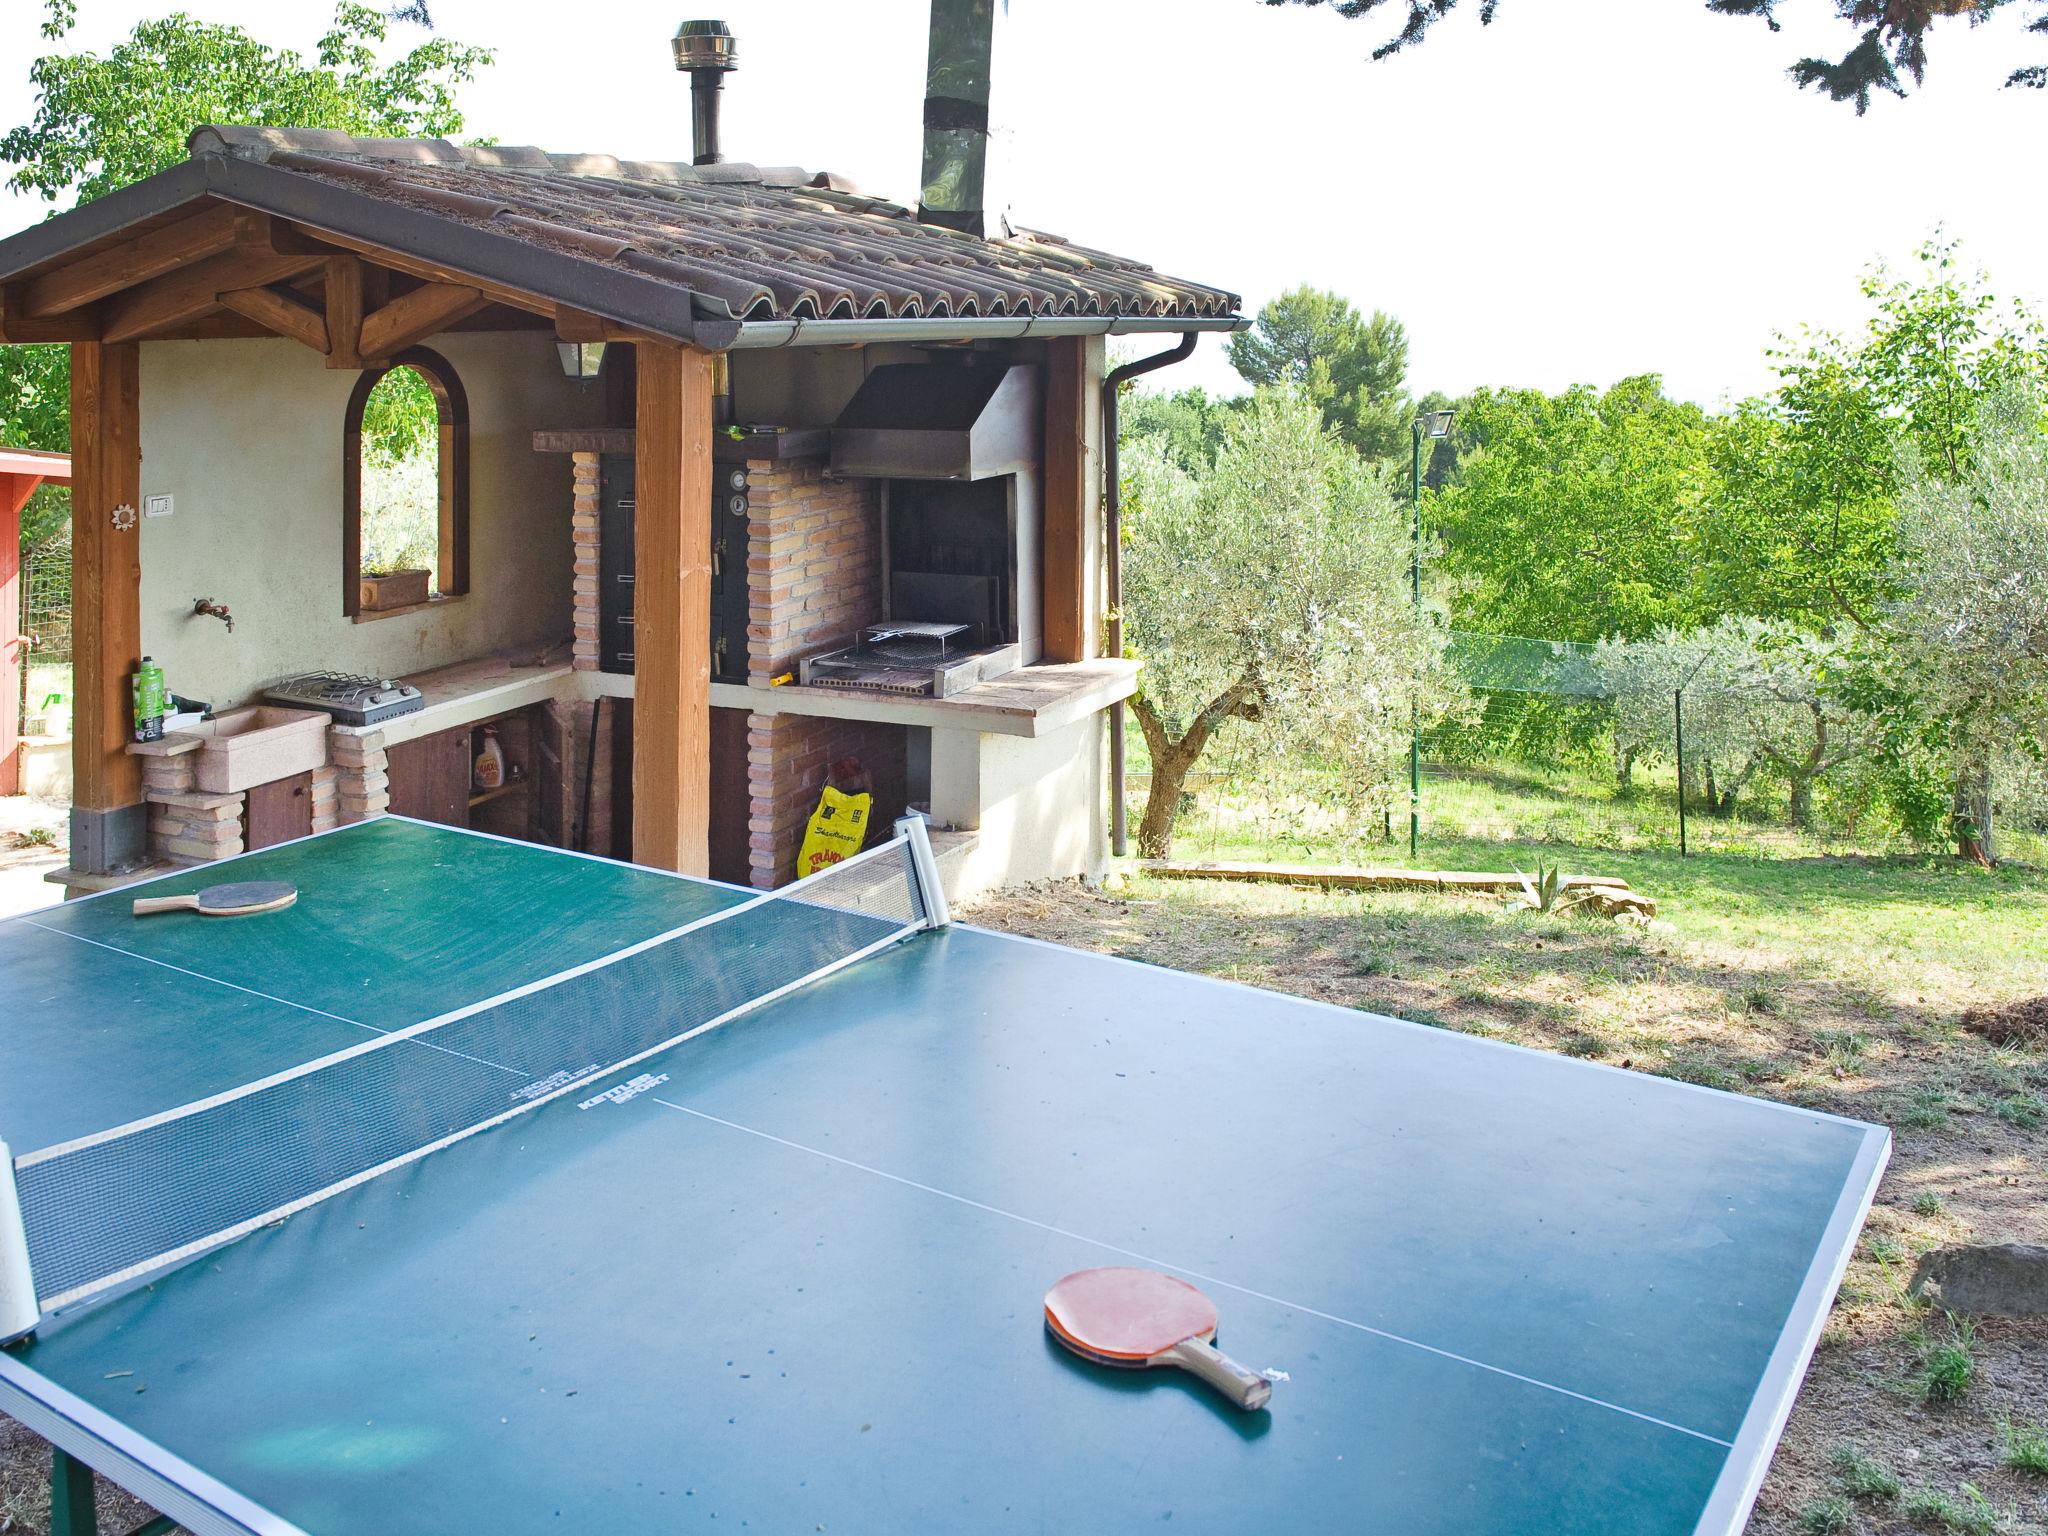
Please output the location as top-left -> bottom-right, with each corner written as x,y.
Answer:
0,0 -> 2042,407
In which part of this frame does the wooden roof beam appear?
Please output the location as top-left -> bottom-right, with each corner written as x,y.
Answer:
102,249 -> 327,344
21,204 -> 241,319
0,285 -> 100,342
300,225 -> 559,322
360,282 -> 488,361
18,206 -> 331,322
218,283 -> 330,354
556,306 -> 667,347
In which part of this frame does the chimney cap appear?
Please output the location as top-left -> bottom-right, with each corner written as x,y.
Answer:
673,19 -> 737,73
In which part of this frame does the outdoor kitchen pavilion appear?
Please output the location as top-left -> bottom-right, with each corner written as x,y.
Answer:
0,109 -> 1241,889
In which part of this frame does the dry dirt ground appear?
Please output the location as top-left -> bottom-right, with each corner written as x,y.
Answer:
0,795 -> 65,921
963,872 -> 2048,1536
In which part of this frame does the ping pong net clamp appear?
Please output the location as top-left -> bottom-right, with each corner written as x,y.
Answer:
0,815 -> 952,1347
895,811 -> 952,930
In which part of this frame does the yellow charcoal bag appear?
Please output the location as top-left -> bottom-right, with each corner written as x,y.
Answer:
798,784 -> 872,877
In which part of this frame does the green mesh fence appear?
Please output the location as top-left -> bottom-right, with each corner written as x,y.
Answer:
1122,628 -> 2045,866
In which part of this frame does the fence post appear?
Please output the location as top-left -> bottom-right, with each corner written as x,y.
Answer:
1673,687 -> 1687,859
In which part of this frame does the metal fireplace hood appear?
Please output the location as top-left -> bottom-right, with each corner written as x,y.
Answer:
830,361 -> 1041,481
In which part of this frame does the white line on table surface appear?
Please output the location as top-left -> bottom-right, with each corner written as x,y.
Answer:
650,1095 -> 1736,1450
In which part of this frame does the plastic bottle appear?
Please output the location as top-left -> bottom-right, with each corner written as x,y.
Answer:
473,725 -> 505,791
132,657 -> 165,743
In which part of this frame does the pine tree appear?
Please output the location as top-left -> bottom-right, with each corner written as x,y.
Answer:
1263,0 -> 2047,110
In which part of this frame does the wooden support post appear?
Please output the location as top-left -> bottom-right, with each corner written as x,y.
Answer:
1040,334 -> 1104,663
0,474 -> 34,796
69,342 -> 143,853
631,343 -> 713,875
323,257 -> 365,369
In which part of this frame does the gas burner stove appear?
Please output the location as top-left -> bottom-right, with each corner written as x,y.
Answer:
798,622 -> 1019,698
266,670 -> 425,727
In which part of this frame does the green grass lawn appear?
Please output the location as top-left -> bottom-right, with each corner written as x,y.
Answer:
1133,742 -> 2048,869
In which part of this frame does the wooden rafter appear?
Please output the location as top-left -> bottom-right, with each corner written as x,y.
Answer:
21,204 -> 243,319
102,249 -> 326,344
232,212 -> 334,258
303,225 -> 559,323
0,285 -> 99,343
360,282 -> 487,361
218,284 -> 330,354
557,305 -> 665,346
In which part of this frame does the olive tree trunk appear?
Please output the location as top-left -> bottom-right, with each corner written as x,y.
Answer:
1953,763 -> 1995,866
1128,684 -> 1259,860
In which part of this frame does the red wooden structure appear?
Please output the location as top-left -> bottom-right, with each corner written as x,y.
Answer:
2,446 -> 71,795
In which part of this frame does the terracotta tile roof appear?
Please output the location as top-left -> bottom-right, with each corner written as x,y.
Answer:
188,128 -> 1240,328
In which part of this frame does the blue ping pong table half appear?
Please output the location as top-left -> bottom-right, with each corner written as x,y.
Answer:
1,816 -> 1887,1536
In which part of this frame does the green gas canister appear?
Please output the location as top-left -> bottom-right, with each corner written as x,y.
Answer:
132,656 -> 165,742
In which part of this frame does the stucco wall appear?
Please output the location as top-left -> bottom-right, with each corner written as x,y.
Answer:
137,331 -> 601,709
928,713 -> 1106,903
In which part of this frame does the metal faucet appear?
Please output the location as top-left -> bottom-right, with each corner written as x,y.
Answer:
191,597 -> 234,634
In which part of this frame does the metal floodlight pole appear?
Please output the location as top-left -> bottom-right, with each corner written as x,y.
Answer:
1406,410 -> 1450,861
1409,423 -> 1422,859
1674,687 -> 1688,859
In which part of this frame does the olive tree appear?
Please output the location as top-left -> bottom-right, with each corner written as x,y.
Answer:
1595,618 -> 1872,825
1889,386 -> 2048,863
1121,390 -> 1462,857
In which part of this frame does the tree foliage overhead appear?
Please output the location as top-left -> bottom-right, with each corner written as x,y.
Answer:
1262,0 -> 2048,109
2,1 -> 493,206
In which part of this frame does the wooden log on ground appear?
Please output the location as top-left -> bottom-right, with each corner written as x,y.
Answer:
1139,859 -> 1638,896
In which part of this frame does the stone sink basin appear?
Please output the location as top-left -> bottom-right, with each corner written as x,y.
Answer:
167,705 -> 329,794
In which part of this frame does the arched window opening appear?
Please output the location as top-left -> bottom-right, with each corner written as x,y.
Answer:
343,346 -> 469,617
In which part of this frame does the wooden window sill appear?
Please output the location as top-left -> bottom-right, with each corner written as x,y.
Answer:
352,592 -> 465,625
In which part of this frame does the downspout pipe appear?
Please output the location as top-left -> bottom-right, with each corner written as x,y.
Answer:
1103,331 -> 1199,859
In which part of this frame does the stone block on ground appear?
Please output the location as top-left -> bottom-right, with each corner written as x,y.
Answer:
1909,1244 -> 2048,1316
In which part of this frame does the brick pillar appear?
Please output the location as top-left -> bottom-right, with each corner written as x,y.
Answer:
743,710 -> 909,889
308,763 -> 340,833
571,452 -> 601,672
140,750 -> 246,864
330,725 -> 390,822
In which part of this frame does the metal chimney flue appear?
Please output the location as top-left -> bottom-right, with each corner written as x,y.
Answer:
919,0 -> 998,237
672,20 -> 737,166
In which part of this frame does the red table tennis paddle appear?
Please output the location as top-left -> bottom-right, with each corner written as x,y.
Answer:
1044,1267 -> 1273,1411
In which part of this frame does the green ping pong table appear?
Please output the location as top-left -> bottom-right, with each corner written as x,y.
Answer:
1,815 -> 1887,1535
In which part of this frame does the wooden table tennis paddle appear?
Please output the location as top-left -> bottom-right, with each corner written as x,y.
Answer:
133,880 -> 298,918
1044,1267 -> 1273,1411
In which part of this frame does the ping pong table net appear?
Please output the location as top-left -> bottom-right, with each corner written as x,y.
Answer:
0,826 -> 944,1335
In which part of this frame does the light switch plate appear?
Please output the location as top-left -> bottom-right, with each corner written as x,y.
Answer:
143,493 -> 173,519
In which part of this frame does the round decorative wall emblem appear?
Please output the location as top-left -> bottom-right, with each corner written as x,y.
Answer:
111,503 -> 138,531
